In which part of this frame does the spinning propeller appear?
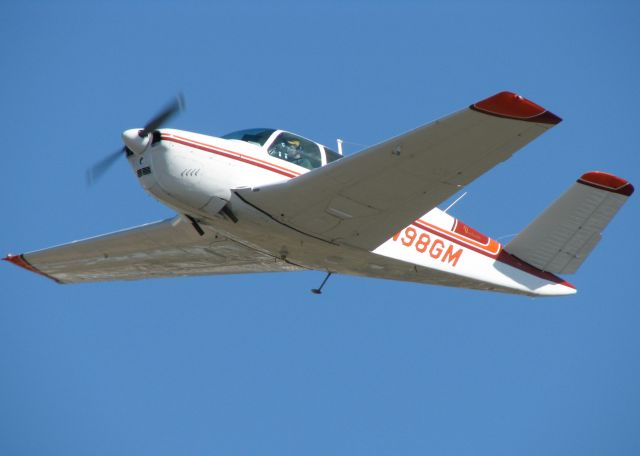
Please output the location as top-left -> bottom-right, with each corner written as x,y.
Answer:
86,94 -> 185,185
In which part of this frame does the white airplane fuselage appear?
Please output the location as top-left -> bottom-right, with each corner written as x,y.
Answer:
123,127 -> 576,297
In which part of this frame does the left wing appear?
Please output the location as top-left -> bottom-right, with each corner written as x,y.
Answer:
4,216 -> 300,283
236,91 -> 561,251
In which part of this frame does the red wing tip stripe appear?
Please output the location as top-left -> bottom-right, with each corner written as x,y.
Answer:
4,253 -> 33,270
470,91 -> 562,125
3,254 -> 63,283
578,171 -> 635,196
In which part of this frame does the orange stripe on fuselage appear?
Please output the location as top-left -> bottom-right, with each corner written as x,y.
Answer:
161,133 -> 303,179
160,133 -> 570,288
410,220 -> 573,288
415,219 -> 501,255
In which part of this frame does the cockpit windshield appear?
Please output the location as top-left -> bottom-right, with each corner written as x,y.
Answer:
222,128 -> 341,171
221,128 -> 276,146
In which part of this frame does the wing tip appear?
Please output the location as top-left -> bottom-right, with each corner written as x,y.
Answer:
4,253 -> 28,268
3,253 -> 63,284
578,171 -> 634,196
470,91 -> 562,125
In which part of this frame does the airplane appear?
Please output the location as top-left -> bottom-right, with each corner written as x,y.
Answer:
3,91 -> 634,296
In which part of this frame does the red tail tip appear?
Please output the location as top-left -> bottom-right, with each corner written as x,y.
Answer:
578,171 -> 634,196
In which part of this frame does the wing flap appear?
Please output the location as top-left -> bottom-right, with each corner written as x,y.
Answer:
4,216 -> 299,283
505,172 -> 634,274
238,91 -> 561,250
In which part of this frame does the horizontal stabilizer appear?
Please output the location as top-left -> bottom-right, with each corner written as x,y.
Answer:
505,171 -> 634,274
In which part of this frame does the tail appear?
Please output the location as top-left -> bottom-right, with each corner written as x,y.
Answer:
505,171 -> 634,274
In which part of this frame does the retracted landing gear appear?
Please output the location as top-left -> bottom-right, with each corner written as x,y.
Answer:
185,215 -> 205,236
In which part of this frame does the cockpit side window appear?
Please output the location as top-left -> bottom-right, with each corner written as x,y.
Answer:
324,147 -> 343,164
268,132 -> 322,170
221,128 -> 276,146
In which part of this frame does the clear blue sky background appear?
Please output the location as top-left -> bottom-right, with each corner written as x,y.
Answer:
2,1 -> 639,455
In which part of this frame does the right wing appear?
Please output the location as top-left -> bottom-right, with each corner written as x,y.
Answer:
4,216 -> 300,284
505,171 -> 634,274
237,91 -> 561,251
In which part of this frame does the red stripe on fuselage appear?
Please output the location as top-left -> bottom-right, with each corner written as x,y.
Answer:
411,220 -> 574,288
160,133 -> 572,289
167,133 -> 299,175
161,134 -> 301,179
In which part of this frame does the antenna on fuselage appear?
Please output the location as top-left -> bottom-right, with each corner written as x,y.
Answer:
337,139 -> 344,155
443,191 -> 468,214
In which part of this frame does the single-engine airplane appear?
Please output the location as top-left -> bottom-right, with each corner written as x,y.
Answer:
4,91 -> 634,296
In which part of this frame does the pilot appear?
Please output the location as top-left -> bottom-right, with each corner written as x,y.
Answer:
275,138 -> 311,168
284,139 -> 301,157
289,140 -> 312,168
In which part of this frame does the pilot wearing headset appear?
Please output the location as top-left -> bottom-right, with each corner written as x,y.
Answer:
272,138 -> 311,168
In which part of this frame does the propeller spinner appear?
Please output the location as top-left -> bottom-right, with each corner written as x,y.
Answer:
86,94 -> 185,186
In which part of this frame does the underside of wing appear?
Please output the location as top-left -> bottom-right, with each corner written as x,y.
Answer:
4,216 -> 300,283
236,91 -> 561,251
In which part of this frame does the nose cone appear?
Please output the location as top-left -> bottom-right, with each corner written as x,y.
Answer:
122,128 -> 150,155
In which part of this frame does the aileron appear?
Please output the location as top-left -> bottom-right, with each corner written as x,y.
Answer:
5,217 -> 300,284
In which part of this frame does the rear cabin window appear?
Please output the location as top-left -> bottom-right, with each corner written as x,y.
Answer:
324,147 -> 342,164
268,132 -> 322,170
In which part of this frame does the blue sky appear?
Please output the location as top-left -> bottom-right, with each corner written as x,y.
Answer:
1,1 -> 639,454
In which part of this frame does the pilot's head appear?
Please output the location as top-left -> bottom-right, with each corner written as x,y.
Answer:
287,139 -> 301,157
